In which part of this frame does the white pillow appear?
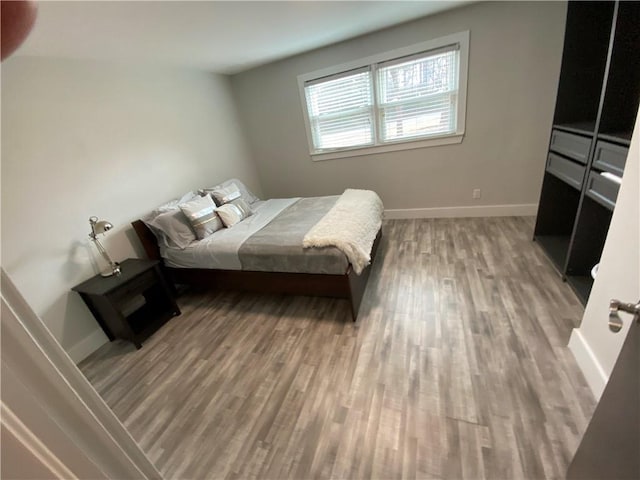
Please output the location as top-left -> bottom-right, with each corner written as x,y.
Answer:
216,199 -> 252,227
179,195 -> 224,240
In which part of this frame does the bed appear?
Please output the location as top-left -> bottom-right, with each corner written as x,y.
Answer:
132,181 -> 383,320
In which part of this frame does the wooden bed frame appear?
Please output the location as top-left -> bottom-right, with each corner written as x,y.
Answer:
131,220 -> 382,320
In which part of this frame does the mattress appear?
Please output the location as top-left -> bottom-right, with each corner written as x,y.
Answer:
161,196 -> 349,275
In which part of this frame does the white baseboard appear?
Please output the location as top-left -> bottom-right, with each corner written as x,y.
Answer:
384,203 -> 538,219
67,329 -> 108,364
568,329 -> 608,400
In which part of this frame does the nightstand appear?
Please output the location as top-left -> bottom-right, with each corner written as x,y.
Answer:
72,258 -> 180,349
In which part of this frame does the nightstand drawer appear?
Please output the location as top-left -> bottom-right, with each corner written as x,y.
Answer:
549,130 -> 591,164
592,140 -> 628,176
108,269 -> 156,305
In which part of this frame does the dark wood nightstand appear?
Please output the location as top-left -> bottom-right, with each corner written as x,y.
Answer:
72,258 -> 180,349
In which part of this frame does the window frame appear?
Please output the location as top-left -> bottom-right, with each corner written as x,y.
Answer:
298,31 -> 470,161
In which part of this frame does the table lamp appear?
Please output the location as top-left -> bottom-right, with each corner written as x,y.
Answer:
89,216 -> 121,277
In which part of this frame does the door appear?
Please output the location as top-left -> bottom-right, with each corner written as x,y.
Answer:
569,104 -> 639,396
566,307 -> 639,479
566,113 -> 639,477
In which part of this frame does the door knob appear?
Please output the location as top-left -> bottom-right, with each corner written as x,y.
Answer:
608,299 -> 640,333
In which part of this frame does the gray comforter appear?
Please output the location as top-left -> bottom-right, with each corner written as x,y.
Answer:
238,196 -> 348,274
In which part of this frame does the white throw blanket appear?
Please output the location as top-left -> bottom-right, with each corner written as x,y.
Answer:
303,189 -> 384,275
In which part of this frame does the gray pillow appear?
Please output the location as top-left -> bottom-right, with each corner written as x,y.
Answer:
145,209 -> 196,249
208,182 -> 242,206
179,195 -> 224,240
217,198 -> 253,227
201,178 -> 259,206
144,191 -> 199,222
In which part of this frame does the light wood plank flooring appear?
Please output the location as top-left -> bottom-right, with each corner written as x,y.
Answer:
80,217 -> 595,479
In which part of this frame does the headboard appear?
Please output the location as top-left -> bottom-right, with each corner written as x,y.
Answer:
131,220 -> 162,261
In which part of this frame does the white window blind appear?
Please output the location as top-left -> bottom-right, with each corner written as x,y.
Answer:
299,31 -> 469,159
304,68 -> 374,151
376,46 -> 459,142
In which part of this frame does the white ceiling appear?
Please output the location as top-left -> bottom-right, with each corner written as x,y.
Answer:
16,1 -> 470,74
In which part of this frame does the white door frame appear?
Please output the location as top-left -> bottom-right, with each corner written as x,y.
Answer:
1,269 -> 162,479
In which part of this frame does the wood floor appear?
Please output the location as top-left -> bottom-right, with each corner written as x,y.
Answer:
80,217 -> 596,480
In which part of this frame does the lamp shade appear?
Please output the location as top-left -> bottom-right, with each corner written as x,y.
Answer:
89,216 -> 113,236
93,220 -> 113,235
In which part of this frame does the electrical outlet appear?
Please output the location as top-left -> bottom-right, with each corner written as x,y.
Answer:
473,188 -> 481,199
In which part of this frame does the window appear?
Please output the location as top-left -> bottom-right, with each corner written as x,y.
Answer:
298,32 -> 469,160
377,47 -> 459,142
305,68 -> 374,150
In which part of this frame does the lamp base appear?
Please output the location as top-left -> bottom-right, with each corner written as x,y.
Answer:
100,263 -> 121,277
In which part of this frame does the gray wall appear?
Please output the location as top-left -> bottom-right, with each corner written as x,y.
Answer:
231,1 -> 567,214
1,57 -> 261,361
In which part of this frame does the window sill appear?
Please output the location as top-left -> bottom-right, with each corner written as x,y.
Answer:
310,133 -> 464,162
